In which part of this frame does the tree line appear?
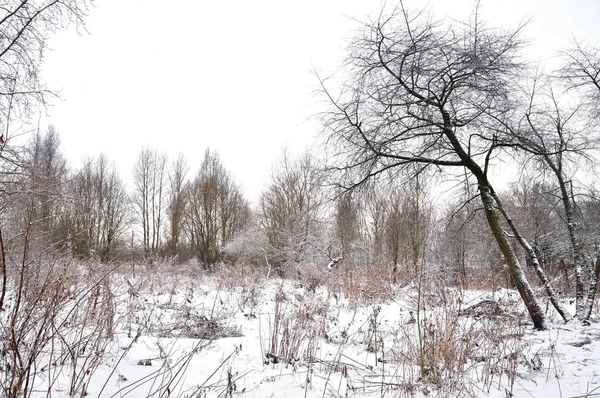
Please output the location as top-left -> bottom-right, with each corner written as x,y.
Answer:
11,126 -> 600,313
1,0 -> 600,331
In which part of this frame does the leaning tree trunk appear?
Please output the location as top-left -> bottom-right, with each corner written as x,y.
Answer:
479,184 -> 548,330
489,190 -> 572,323
441,110 -> 547,330
582,254 -> 600,320
553,166 -> 587,317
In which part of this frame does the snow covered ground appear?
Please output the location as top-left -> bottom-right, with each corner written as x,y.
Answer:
15,267 -> 600,398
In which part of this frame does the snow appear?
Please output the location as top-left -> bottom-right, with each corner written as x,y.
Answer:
15,269 -> 600,397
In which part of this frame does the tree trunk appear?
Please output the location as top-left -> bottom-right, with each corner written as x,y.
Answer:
440,110 -> 547,330
582,254 -> 600,319
553,165 -> 586,317
489,190 -> 572,323
479,184 -> 548,330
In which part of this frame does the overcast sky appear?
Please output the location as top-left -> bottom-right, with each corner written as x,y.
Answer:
39,0 -> 600,201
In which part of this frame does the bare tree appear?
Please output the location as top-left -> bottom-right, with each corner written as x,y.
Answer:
357,176 -> 433,282
388,176 -> 432,279
0,0 -> 93,263
0,4 -> 104,396
333,191 -> 365,262
493,52 -> 600,320
67,158 -> 96,257
260,151 -> 325,272
503,82 -> 589,316
187,149 -> 250,268
132,147 -> 168,255
436,190 -> 480,287
166,154 -> 189,259
319,4 -> 550,328
559,40 -> 600,120
23,126 -> 68,243
557,42 -> 600,319
0,0 -> 92,145
64,155 -> 128,262
365,188 -> 387,267
96,155 -> 128,262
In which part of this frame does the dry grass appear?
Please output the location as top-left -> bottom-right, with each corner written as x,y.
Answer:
263,283 -> 329,368
0,255 -> 120,398
0,255 -> 547,397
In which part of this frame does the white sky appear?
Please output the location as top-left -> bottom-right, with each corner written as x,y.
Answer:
39,0 -> 600,201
